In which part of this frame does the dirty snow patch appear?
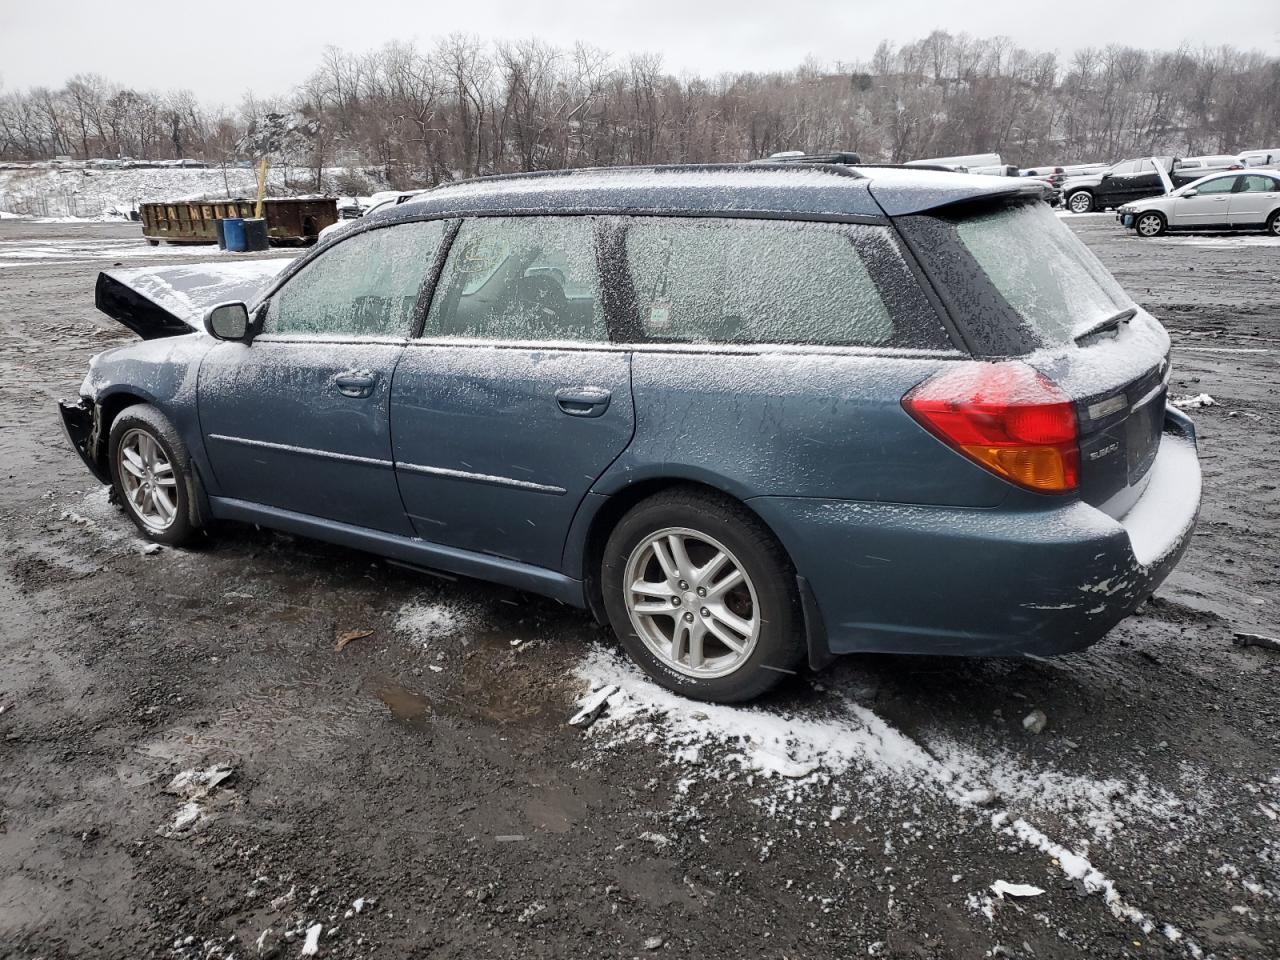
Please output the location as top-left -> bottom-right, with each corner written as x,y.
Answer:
1172,393 -> 1217,409
396,599 -> 477,646
575,645 -> 1192,839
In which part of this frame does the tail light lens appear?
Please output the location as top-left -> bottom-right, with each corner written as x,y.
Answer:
902,362 -> 1080,493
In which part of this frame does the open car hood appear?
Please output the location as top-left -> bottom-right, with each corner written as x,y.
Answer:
95,259 -> 290,339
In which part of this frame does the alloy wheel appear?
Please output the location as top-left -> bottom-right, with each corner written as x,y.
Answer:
117,428 -> 178,531
623,527 -> 760,679
1137,214 -> 1164,237
1069,192 -> 1092,214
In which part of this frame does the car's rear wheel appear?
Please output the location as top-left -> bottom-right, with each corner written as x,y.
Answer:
1267,210 -> 1280,237
108,404 -> 198,546
1135,211 -> 1167,237
601,489 -> 804,702
1067,190 -> 1094,214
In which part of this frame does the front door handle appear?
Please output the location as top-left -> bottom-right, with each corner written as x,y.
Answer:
333,370 -> 376,399
555,385 -> 611,418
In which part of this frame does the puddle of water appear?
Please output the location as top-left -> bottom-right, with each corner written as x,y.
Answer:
373,679 -> 433,725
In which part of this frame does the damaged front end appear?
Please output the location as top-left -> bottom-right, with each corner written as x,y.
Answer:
58,395 -> 110,484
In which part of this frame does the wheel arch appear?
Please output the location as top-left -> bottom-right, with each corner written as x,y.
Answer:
88,388 -> 154,471
99,393 -> 212,529
1067,188 -> 1094,210
569,475 -> 832,670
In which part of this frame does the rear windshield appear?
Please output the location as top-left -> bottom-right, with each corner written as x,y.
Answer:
953,201 -> 1133,345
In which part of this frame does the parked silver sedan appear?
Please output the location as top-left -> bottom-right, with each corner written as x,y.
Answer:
1117,169 -> 1280,237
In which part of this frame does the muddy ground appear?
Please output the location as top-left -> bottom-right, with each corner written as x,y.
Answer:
0,217 -> 1277,959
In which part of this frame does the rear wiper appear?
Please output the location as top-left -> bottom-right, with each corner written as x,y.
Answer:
1073,307 -> 1136,344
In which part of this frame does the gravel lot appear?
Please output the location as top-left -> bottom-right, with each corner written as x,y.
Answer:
0,217 -> 1277,959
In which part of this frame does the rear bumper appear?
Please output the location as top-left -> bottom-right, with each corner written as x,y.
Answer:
751,408 -> 1201,658
58,397 -> 110,484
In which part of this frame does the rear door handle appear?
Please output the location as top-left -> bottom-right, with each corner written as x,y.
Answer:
555,385 -> 611,418
333,370 -> 376,398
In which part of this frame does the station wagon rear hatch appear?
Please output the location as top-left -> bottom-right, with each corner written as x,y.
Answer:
893,197 -> 1171,518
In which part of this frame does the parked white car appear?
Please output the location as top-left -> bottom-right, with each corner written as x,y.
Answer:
1116,169 -> 1280,237
317,191 -> 427,244
1240,149 -> 1280,167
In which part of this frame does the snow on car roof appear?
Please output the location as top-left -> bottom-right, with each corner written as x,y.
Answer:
375,163 -> 1048,223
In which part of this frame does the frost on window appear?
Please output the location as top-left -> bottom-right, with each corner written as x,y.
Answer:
425,217 -> 604,342
956,202 -> 1132,344
264,220 -> 445,337
624,218 -> 896,347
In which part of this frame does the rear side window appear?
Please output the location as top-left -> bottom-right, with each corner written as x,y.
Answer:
424,216 -> 605,342
1241,174 -> 1280,192
952,201 -> 1132,346
622,218 -> 948,348
264,220 -> 445,337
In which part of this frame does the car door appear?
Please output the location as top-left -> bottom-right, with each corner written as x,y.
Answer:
1172,175 -> 1238,226
1119,159 -> 1164,204
1228,174 -> 1280,226
390,215 -> 634,571
198,219 -> 448,534
1097,160 -> 1138,205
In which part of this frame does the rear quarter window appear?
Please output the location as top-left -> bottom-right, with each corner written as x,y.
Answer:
898,200 -> 1133,354
621,218 -> 951,349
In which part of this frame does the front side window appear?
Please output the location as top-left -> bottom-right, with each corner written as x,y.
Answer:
424,216 -> 604,342
1110,160 -> 1138,176
623,218 -> 944,348
263,220 -> 446,337
1135,159 -> 1156,174
1195,176 -> 1239,195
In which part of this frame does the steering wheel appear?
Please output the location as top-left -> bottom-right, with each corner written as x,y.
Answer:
516,273 -> 571,328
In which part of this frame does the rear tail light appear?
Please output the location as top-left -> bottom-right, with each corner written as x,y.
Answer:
902,362 -> 1080,493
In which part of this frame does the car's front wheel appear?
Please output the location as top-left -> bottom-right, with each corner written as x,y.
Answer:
601,489 -> 804,702
1267,210 -> 1280,237
1067,190 -> 1094,214
1135,211 -> 1167,237
108,404 -> 199,546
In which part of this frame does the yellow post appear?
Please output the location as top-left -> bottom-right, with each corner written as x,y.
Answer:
254,156 -> 269,219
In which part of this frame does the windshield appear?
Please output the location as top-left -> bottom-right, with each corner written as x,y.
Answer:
954,201 -> 1133,344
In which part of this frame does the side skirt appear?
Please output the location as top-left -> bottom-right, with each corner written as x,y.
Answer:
208,497 -> 587,608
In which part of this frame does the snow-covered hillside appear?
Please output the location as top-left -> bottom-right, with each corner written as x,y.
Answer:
0,166 -> 385,219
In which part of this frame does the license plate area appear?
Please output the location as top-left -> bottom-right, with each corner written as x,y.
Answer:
1126,393 -> 1163,482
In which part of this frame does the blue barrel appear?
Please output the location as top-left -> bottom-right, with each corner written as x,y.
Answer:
242,217 -> 269,252
214,218 -> 228,250
222,218 -> 247,252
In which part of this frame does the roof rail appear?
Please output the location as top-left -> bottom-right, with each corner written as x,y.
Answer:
853,162 -> 954,173
430,161 -> 866,191
758,150 -> 863,165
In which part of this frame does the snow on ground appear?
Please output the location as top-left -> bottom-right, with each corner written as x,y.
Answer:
573,645 -> 1211,956
1158,234 -> 1280,247
573,646 -> 1190,836
0,234 -> 214,269
396,598 -> 479,647
58,487 -> 134,546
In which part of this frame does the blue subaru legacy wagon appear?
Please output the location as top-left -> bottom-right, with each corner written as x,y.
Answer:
60,164 -> 1201,702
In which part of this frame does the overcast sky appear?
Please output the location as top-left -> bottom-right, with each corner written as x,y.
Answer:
3,0 -> 1278,103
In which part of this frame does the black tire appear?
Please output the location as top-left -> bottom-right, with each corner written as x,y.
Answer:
601,488 -> 804,703
107,404 -> 199,546
1267,210 -> 1280,237
1067,190 -> 1094,214
1134,211 -> 1167,238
